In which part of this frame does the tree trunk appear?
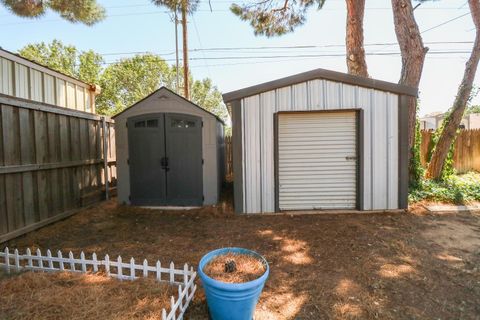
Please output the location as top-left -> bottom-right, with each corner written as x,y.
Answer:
426,0 -> 480,179
391,0 -> 428,182
345,0 -> 368,77
182,3 -> 189,100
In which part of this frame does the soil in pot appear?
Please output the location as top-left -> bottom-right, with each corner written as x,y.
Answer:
203,252 -> 266,283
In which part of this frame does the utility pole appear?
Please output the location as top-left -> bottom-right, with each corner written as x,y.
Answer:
181,0 -> 189,100
174,6 -> 180,93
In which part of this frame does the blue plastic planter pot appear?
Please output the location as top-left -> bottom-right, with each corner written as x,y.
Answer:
198,247 -> 269,320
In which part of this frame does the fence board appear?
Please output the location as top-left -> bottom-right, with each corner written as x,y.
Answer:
0,96 -> 117,243
420,129 -> 480,173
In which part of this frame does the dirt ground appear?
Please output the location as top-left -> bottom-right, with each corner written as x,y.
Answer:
3,199 -> 480,320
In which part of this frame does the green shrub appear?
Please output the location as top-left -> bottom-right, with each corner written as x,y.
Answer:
409,172 -> 480,204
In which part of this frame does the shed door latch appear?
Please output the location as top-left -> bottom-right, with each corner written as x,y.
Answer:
345,156 -> 357,161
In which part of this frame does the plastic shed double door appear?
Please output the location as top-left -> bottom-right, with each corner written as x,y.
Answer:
128,113 -> 203,206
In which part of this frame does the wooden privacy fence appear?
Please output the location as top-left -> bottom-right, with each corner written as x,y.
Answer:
0,94 -> 116,243
420,129 -> 480,173
0,247 -> 197,320
225,135 -> 233,182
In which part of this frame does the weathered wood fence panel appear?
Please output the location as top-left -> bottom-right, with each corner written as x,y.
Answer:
420,129 -> 480,173
0,94 -> 116,242
225,135 -> 233,182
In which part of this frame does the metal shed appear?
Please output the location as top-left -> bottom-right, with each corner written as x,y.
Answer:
114,87 -> 224,207
223,68 -> 418,214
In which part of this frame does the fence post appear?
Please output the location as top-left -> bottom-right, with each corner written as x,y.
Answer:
143,259 -> 148,277
68,251 -> 75,271
130,257 -> 135,280
26,248 -> 32,269
102,117 -> 109,200
4,247 -> 10,273
14,249 -> 19,272
58,250 -> 64,271
92,252 -> 98,272
47,249 -> 53,270
117,256 -> 123,279
105,254 -> 110,276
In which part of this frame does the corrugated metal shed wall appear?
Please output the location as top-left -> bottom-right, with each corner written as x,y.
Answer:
240,79 -> 399,213
0,50 -> 95,113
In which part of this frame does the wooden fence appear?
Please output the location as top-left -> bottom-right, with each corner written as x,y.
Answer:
1,247 -> 197,320
420,129 -> 480,173
225,135 -> 233,182
0,94 -> 116,243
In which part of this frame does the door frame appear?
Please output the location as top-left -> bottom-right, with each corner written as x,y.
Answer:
127,112 -> 204,206
273,109 -> 363,212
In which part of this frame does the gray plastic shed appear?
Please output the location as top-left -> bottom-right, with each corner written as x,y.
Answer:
113,87 -> 225,206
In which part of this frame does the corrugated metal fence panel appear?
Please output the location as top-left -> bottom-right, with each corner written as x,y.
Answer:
0,50 -> 95,113
278,112 -> 357,210
240,79 -> 400,213
0,95 -> 116,243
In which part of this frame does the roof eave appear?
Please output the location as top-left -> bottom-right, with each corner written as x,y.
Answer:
223,67 -> 418,103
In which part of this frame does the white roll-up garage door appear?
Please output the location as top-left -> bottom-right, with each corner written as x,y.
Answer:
278,111 -> 357,210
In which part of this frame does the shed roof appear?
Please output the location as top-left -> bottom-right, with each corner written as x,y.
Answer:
112,86 -> 225,124
223,67 -> 418,103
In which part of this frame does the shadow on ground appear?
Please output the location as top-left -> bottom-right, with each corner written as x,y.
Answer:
4,200 -> 480,319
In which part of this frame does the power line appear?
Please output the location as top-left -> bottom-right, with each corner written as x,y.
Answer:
97,41 -> 475,57
100,50 -> 474,65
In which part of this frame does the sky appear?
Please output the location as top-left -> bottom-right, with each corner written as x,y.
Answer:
0,0 -> 478,117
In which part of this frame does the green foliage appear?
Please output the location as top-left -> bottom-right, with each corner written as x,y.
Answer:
230,0 -> 326,37
18,40 -> 104,84
409,172 -> 480,204
409,117 -> 425,189
465,104 -> 480,115
96,54 -> 175,115
1,0 -> 105,25
150,0 -> 199,13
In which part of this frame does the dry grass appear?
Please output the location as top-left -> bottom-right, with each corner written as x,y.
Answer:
0,271 -> 175,320
4,198 -> 480,319
203,252 -> 266,283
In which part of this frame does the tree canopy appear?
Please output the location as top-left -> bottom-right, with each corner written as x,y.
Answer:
18,41 -> 229,123
19,40 -> 103,84
1,0 -> 106,25
230,0 -> 326,36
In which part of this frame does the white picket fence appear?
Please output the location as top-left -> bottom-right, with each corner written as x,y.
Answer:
0,247 -> 197,320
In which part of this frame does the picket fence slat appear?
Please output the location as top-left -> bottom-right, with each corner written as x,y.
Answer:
0,247 -> 197,319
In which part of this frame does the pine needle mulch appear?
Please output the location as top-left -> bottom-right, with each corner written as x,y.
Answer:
203,252 -> 266,283
0,271 -> 175,320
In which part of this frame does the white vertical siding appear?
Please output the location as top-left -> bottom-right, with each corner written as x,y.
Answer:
387,93 -> 399,209
15,64 -> 29,99
0,57 -> 13,95
43,74 -> 55,105
76,85 -> 85,111
260,91 -> 276,212
30,69 -> 43,102
0,49 -> 95,112
243,96 -> 262,213
56,79 -> 66,107
240,79 -> 400,213
66,82 -> 76,109
358,87 -> 372,210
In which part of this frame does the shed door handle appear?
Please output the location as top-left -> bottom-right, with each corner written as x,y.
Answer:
346,156 -> 357,161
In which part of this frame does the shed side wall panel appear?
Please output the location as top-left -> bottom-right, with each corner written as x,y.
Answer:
239,79 -> 400,213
